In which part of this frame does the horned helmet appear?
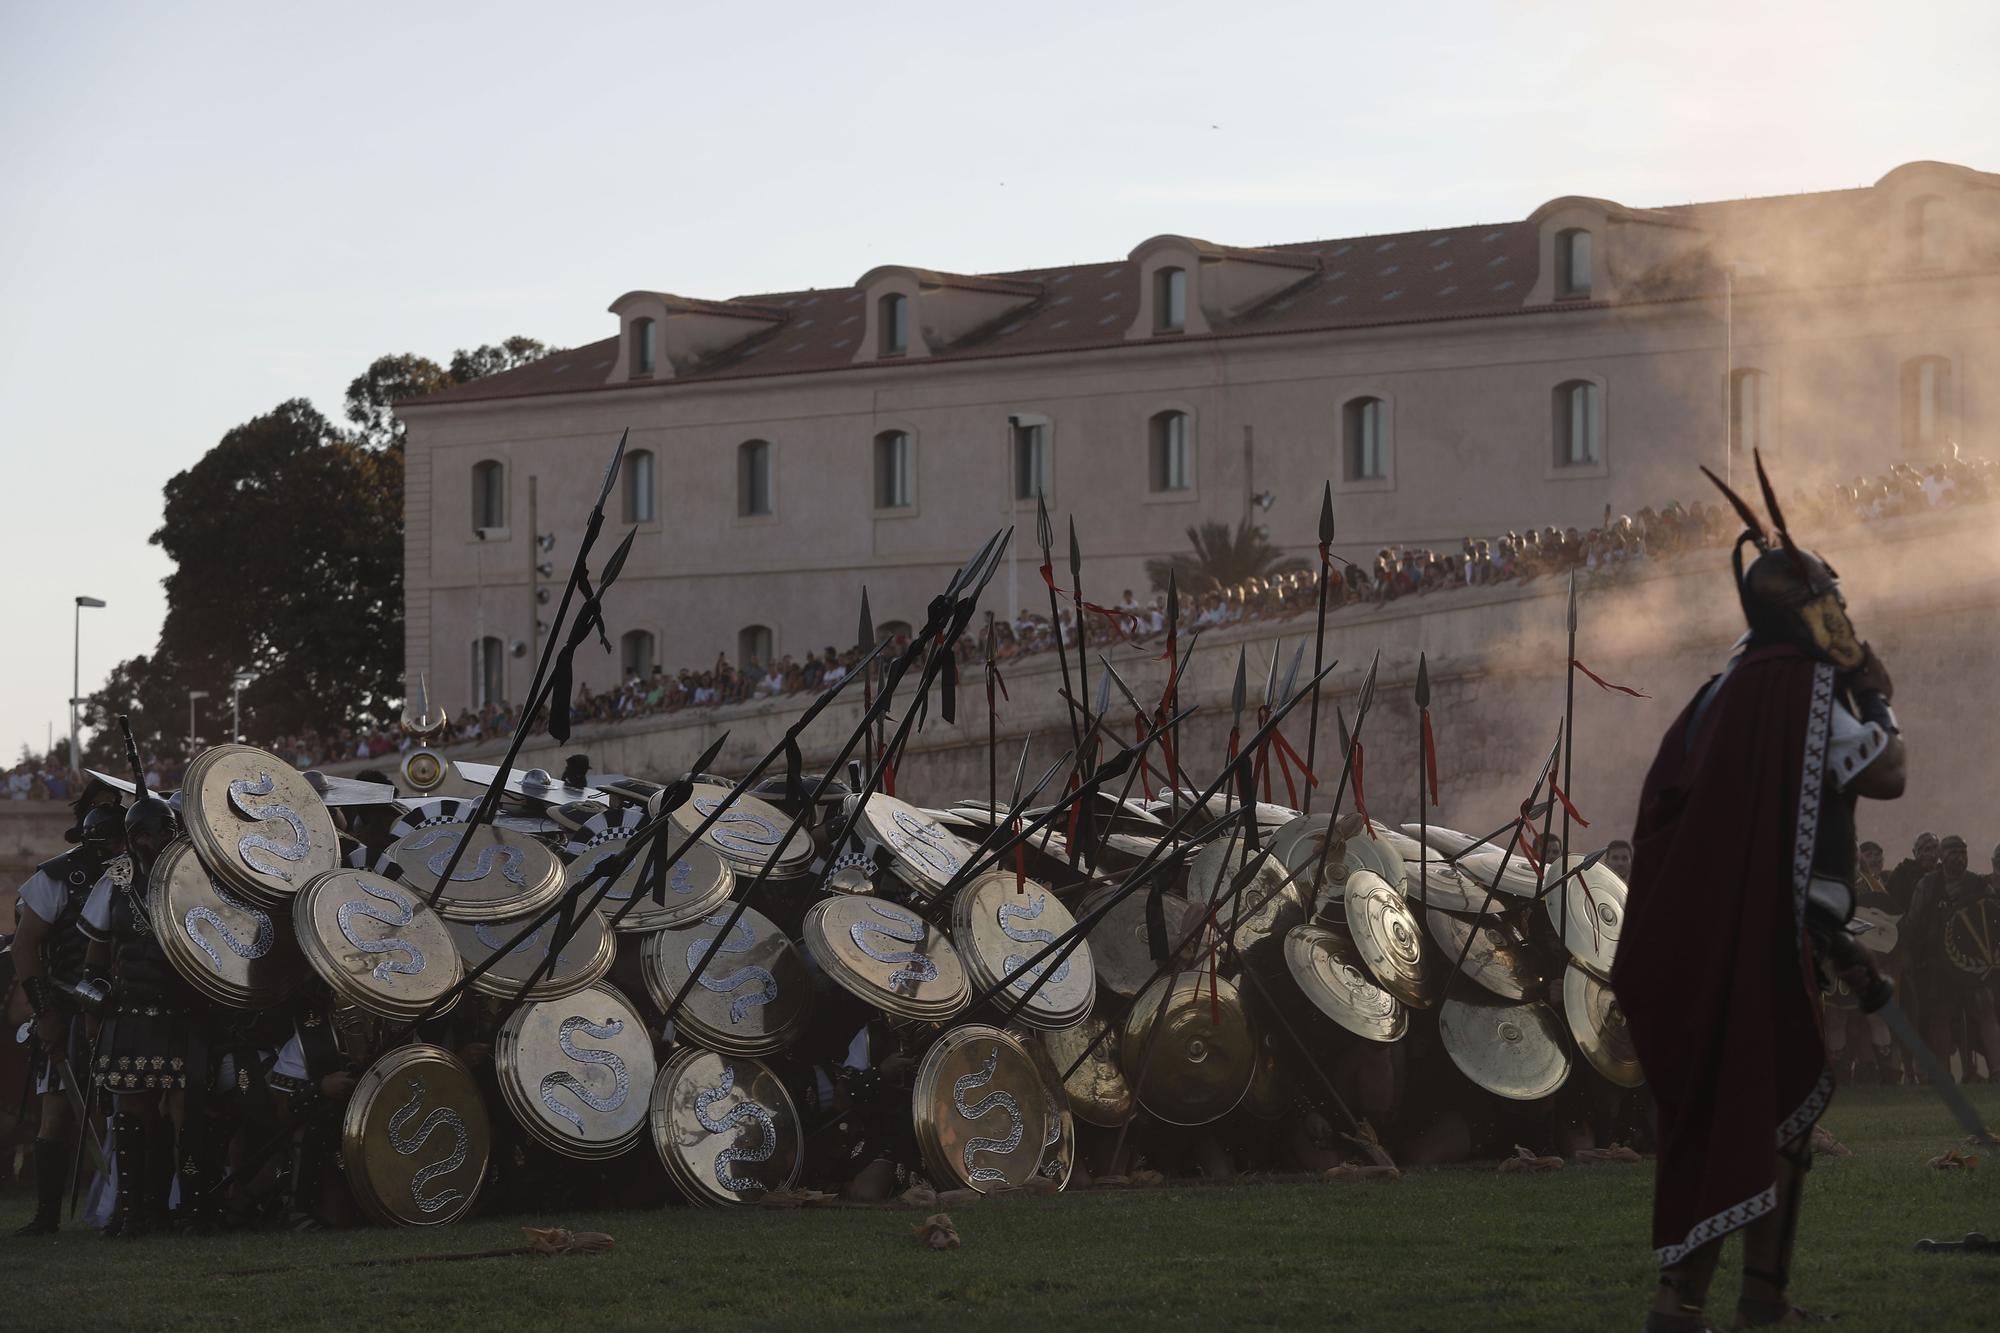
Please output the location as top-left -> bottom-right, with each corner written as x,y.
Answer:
1701,450 -> 1864,670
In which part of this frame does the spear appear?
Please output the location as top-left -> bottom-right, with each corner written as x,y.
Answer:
1416,653 -> 1434,913
1069,517 -> 1092,750
1437,728 -> 1567,1009
1226,646 -> 1248,812
1302,651 -> 1378,905
985,611 -> 998,839
1560,570 -> 1580,946
1163,568 -> 1182,819
1302,482 -> 1335,813
1036,491 -> 1083,751
859,588 -> 877,779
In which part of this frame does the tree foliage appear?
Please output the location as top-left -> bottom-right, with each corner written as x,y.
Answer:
343,337 -> 550,448
1144,519 -> 1309,596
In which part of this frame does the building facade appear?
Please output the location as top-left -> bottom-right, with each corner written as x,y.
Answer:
398,160 -> 2000,714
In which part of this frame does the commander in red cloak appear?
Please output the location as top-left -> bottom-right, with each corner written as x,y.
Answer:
1612,458 -> 1906,1332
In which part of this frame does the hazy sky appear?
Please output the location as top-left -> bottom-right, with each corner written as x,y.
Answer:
2,0 -> 1993,762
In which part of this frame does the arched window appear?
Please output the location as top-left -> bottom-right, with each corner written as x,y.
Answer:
1901,356 -> 1952,450
1011,417 -> 1050,501
620,629 -> 656,680
1552,380 -> 1602,467
873,430 -> 914,509
623,448 -> 655,524
1729,369 -> 1769,454
1343,397 -> 1387,481
1154,266 -> 1188,333
472,459 -> 506,531
1149,410 -> 1192,492
738,439 -> 773,516
472,636 -> 505,707
1906,197 -> 1945,268
1557,229 -> 1592,298
879,294 -> 909,355
631,317 -> 657,376
737,624 -> 773,670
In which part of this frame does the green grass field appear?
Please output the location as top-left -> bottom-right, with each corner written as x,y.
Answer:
6,1086 -> 1997,1331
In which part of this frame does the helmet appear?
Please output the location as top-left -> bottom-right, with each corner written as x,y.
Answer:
78,803 -> 127,857
123,793 -> 179,879
1705,451 -> 1865,670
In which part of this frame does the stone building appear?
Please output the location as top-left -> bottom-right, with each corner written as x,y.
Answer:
397,160 -> 2000,714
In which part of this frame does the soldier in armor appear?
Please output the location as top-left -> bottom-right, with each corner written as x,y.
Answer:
1613,457 -> 1907,1331
79,792 -> 200,1237
1903,835 -> 1999,1080
9,793 -> 124,1236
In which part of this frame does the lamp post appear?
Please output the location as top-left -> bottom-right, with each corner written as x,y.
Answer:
231,671 -> 258,744
188,690 -> 210,756
70,596 -> 106,776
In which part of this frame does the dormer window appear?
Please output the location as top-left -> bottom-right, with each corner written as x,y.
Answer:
880,294 -> 909,355
1556,229 -> 1592,298
1906,197 -> 1945,267
631,318 -> 656,376
1154,267 -> 1188,333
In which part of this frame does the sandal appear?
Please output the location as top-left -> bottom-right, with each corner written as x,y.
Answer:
1646,1307 -> 1722,1332
1735,1267 -> 1836,1326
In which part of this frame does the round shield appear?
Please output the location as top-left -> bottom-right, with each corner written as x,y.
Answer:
912,1024 -> 1051,1193
1944,899 -> 2000,980
1395,857 -> 1506,916
1546,855 -> 1626,978
1040,1013 -> 1135,1127
1853,906 -> 1900,956
1424,908 -> 1547,1002
1075,884 -> 1199,999
669,784 -> 813,879
1437,995 -> 1570,1101
1119,972 -> 1256,1127
640,906 -> 810,1055
1187,835 -> 1308,973
1455,847 -> 1544,900
1282,924 -> 1407,1043
400,748 -> 447,793
854,794 -> 979,897
562,808 -> 733,933
1562,962 -> 1644,1089
951,871 -> 1094,1030
649,1048 -> 803,1205
1345,870 -> 1435,1008
1016,1033 -> 1076,1191
1400,823 -> 1483,858
151,838 -> 304,1008
181,745 -> 340,907
496,983 -> 656,1159
1239,1028 -> 1297,1121
341,1044 -> 490,1227
382,815 -> 564,923
446,904 -> 615,1002
801,895 -> 969,1022
294,869 -> 462,1021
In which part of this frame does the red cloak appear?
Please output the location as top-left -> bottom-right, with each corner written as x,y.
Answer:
1610,644 -> 1836,1266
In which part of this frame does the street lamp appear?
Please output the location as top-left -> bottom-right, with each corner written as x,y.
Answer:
188,689 -> 210,755
231,671 -> 258,744
70,596 -> 106,776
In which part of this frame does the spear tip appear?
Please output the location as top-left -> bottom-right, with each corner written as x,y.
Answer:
1319,482 -> 1336,545
594,428 -> 631,510
1067,516 -> 1082,578
1231,646 -> 1248,721
1566,570 -> 1579,633
1415,652 -> 1431,708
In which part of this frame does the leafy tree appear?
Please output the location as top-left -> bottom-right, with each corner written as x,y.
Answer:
449,336 -> 550,384
1145,519 -> 1309,596
344,353 -> 453,449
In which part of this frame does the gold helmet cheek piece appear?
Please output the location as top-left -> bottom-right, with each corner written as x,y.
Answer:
1799,593 -> 1864,670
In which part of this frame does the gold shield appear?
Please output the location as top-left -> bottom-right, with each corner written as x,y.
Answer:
495,983 -> 656,1160
855,794 -> 979,898
1437,994 -> 1570,1101
181,745 -> 340,908
1281,924 -> 1407,1043
650,1048 -> 802,1205
294,869 -> 463,1021
151,838 -> 304,1009
383,818 -> 565,923
1040,1013 -> 1135,1128
912,1024 -> 1051,1194
1075,882 -> 1201,999
952,871 -> 1094,1031
639,905 -> 810,1056
1345,870 -> 1435,1008
1545,854 -> 1625,979
446,904 -> 615,1003
668,784 -> 814,879
1187,834 -> 1309,974
1120,972 -> 1256,1127
1562,962 -> 1644,1089
800,895 -> 969,1022
1424,907 -> 1546,1003
563,811 -> 733,934
342,1044 -> 490,1227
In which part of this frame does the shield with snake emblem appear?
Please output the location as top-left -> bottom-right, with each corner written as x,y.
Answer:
150,837 -> 305,1008
910,1024 -> 1050,1194
342,1044 -> 491,1226
650,1048 -> 802,1205
182,745 -> 340,908
496,983 -> 656,1159
294,868 -> 463,1021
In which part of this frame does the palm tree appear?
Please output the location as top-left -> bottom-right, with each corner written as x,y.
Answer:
1145,519 -> 1308,595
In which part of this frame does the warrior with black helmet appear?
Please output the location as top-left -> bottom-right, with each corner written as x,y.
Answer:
1612,453 -> 1908,1331
9,777 -> 125,1236
78,722 -> 202,1238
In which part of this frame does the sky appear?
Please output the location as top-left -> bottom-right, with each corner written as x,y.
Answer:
2,0 -> 1994,764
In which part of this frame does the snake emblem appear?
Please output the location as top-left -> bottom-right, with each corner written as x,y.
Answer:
997,892 -> 1070,995
537,1015 -> 630,1135
228,773 -> 312,880
686,914 -> 779,1024
401,827 -> 526,886
692,797 -> 785,859
386,1074 -> 470,1214
952,1046 -> 1025,1185
849,900 -> 938,988
337,878 -> 428,980
585,849 -> 694,903
887,808 -> 961,878
693,1063 -> 777,1193
184,879 -> 274,973
472,919 -> 568,968
1038,1087 -> 1064,1180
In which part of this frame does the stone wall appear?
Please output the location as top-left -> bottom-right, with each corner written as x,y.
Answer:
357,506 -> 2000,862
